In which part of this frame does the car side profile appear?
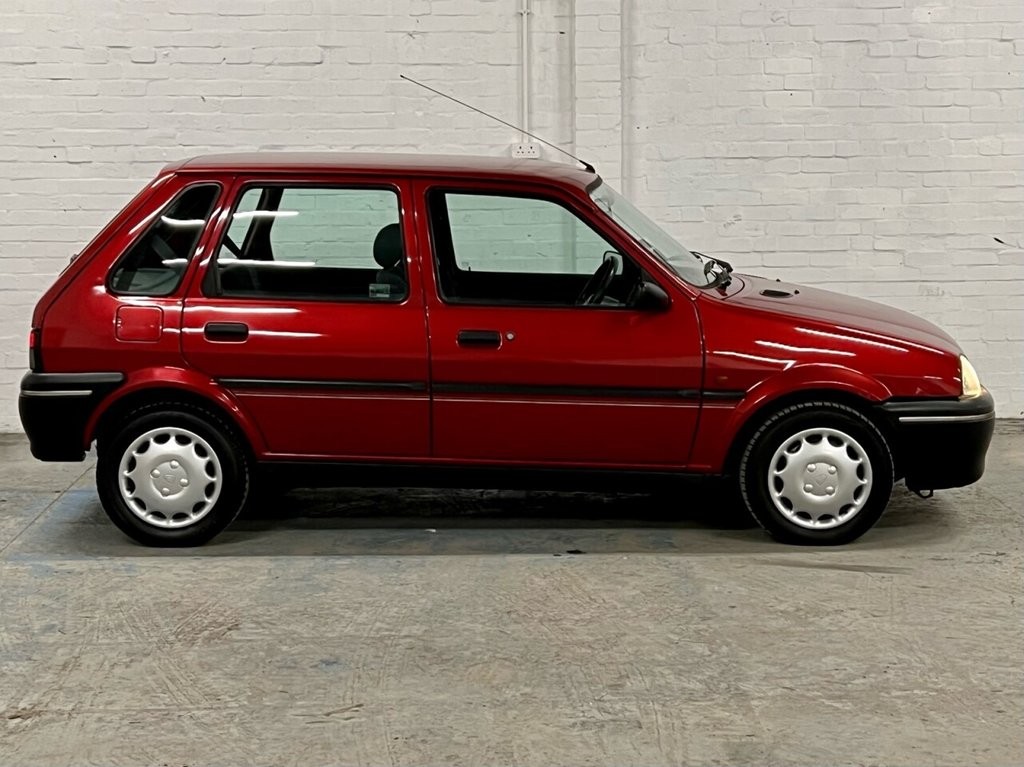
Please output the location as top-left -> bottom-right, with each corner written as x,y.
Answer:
19,153 -> 995,546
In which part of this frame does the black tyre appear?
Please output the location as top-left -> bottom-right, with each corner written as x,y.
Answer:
738,401 -> 894,545
96,404 -> 251,546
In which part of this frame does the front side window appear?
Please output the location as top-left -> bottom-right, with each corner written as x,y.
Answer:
429,191 -> 643,307
109,184 -> 220,296
209,186 -> 406,302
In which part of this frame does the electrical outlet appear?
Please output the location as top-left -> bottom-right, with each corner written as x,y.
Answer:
511,143 -> 541,159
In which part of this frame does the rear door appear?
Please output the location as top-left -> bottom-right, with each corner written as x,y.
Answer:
417,181 -> 703,468
182,176 -> 429,460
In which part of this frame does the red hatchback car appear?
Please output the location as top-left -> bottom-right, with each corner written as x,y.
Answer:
20,154 -> 994,546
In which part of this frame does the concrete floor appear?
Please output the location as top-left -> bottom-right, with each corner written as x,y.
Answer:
1,424 -> 1021,767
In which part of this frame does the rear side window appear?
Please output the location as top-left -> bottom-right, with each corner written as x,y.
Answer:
208,186 -> 406,302
109,184 -> 220,296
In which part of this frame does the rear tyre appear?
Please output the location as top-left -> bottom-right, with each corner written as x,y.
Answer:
738,401 -> 893,545
96,404 -> 250,546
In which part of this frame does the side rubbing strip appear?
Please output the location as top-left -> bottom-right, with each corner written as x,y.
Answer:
220,378 -> 427,393
898,412 -> 995,424
701,390 -> 746,401
433,383 -> 702,400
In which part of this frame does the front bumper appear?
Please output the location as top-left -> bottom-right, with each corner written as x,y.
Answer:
18,372 -> 124,461
877,390 -> 995,491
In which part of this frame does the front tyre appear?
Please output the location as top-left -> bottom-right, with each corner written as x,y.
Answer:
739,401 -> 894,545
97,405 -> 250,546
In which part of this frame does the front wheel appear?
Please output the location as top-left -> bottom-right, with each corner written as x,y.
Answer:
738,401 -> 894,545
96,404 -> 251,546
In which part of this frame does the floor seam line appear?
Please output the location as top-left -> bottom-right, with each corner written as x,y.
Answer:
0,463 -> 95,559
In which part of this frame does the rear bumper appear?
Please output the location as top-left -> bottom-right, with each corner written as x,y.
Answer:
877,390 -> 995,491
18,372 -> 124,462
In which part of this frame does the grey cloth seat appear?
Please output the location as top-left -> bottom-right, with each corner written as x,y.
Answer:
373,223 -> 406,297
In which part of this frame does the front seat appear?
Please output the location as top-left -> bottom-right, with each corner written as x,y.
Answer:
373,223 -> 407,298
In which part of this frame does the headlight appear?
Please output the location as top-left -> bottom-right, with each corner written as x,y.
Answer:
960,355 -> 983,398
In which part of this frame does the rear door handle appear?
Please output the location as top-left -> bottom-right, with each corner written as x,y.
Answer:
204,322 -> 249,342
457,329 -> 501,348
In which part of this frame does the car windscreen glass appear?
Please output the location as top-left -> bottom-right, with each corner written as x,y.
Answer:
589,182 -> 716,287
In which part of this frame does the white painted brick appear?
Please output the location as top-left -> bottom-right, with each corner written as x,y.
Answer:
0,1 -> 1021,430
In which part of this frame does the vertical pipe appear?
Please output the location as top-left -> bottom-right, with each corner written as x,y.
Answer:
568,0 -> 577,156
520,0 -> 531,139
620,0 -> 631,196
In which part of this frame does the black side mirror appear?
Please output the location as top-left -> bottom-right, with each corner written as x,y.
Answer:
631,281 -> 671,311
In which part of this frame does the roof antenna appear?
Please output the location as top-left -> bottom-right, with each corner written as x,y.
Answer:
399,73 -> 596,173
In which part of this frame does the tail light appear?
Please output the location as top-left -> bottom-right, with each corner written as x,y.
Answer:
29,328 -> 42,372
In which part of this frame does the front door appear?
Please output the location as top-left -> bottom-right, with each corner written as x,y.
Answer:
182,178 -> 429,460
418,183 -> 703,469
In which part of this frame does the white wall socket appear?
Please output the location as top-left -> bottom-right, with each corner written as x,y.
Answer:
511,143 -> 541,159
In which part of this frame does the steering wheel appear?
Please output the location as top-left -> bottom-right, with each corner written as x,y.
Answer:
577,253 -> 621,306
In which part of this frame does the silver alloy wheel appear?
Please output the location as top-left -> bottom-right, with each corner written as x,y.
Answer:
117,426 -> 223,529
767,426 -> 873,530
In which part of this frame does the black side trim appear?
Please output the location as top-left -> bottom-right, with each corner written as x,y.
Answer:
19,372 -> 125,462
434,383 -> 747,401
701,389 -> 746,401
220,378 -> 427,393
219,378 -> 745,402
21,372 -> 125,390
434,382 -> 702,400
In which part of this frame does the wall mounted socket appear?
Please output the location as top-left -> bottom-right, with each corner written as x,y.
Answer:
511,143 -> 541,159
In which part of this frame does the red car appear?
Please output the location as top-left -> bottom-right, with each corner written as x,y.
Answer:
19,154 -> 994,546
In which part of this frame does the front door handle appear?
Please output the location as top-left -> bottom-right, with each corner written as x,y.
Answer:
457,329 -> 501,348
204,322 -> 249,342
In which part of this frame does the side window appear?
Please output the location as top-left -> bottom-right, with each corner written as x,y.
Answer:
429,191 -> 641,307
109,184 -> 219,296
210,186 -> 406,302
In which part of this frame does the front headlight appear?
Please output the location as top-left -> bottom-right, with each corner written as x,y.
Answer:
960,355 -> 983,398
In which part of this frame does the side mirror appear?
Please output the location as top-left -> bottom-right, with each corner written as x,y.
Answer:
631,281 -> 671,311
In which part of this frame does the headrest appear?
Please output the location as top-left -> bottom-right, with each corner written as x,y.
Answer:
373,223 -> 403,269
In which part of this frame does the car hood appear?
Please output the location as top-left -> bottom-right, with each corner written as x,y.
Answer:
724,274 -> 961,355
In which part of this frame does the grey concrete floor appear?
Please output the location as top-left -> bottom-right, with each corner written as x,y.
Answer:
1,424 -> 1021,767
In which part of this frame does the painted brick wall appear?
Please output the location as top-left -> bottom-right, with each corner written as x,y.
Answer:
1,0 -> 1021,432
622,0 -> 1023,415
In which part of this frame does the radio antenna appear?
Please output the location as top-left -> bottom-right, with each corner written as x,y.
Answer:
399,74 -> 595,173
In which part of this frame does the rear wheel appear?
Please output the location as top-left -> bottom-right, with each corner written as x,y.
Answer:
97,404 -> 250,546
738,401 -> 893,545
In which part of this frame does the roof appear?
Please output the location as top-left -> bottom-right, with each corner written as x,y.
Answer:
164,152 -> 598,188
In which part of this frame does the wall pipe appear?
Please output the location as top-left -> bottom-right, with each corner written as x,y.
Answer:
519,0 -> 531,140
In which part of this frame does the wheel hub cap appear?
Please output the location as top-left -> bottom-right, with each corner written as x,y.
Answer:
150,460 -> 191,498
767,427 -> 873,530
117,427 -> 222,529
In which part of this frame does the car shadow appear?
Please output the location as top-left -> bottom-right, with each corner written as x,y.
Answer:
17,479 -> 957,558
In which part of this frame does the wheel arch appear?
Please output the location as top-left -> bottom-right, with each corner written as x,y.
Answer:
86,374 -> 266,458
721,387 -> 899,478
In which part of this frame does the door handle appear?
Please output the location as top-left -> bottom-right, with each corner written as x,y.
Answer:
204,322 -> 249,342
457,329 -> 501,348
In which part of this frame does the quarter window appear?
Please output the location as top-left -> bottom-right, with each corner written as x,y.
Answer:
209,186 -> 406,302
109,184 -> 219,296
429,191 -> 642,307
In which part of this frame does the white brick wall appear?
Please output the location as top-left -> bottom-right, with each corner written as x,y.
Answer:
623,0 -> 1023,415
1,0 -> 1021,431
